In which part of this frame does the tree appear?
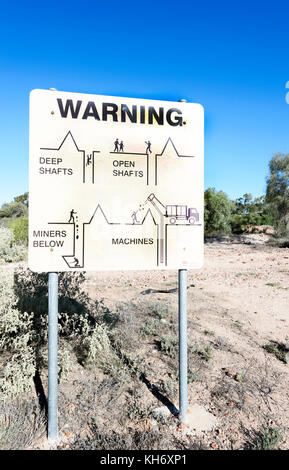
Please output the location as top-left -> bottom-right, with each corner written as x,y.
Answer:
204,187 -> 233,234
265,153 -> 289,236
0,192 -> 29,219
230,193 -> 274,233
14,192 -> 29,208
0,201 -> 27,219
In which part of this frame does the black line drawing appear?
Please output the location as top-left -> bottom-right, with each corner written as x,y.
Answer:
109,144 -> 149,185
49,205 -> 120,269
145,140 -> 152,154
108,137 -> 195,186
40,131 -> 100,183
68,209 -> 76,223
86,154 -> 92,166
143,193 -> 201,266
49,205 -> 159,268
154,138 -> 196,185
48,193 -> 201,269
131,210 -> 139,224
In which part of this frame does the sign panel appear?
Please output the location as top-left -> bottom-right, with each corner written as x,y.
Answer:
29,89 -> 204,271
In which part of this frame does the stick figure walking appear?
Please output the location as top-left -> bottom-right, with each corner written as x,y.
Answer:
68,209 -> 76,223
114,138 -> 119,152
119,141 -> 124,152
145,140 -> 152,154
131,210 -> 139,224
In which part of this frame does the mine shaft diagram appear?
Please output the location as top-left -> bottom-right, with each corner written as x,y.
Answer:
38,131 -> 195,187
46,194 -> 201,269
29,90 -> 204,271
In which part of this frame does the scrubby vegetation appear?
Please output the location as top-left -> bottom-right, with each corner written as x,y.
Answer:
0,250 -> 288,449
204,189 -> 274,236
204,153 -> 289,238
0,192 -> 28,263
0,269 -> 104,398
0,227 -> 26,263
0,398 -> 45,450
252,428 -> 283,450
0,151 -> 288,449
265,153 -> 289,237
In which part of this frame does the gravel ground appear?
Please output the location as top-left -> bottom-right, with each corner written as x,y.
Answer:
1,234 -> 289,450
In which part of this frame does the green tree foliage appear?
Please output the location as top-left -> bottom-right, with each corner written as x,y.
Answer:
265,153 -> 289,236
204,188 -> 233,234
0,201 -> 27,219
230,194 -> 274,233
0,193 -> 29,220
13,192 -> 29,208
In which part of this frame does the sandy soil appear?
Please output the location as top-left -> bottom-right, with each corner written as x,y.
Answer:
1,234 -> 289,450
84,234 -> 289,343
79,234 -> 289,449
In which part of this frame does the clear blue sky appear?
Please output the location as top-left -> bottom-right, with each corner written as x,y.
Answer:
1,0 -> 289,206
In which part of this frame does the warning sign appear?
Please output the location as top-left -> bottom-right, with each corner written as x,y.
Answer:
29,89 -> 204,271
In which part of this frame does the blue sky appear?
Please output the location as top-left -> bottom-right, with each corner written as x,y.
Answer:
1,0 -> 289,206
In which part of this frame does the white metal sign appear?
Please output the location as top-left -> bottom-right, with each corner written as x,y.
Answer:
29,89 -> 204,271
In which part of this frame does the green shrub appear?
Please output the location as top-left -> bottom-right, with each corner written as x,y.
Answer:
0,227 -> 27,263
141,318 -> 159,336
204,188 -> 233,234
0,350 -> 36,397
0,269 -> 97,397
0,227 -> 13,261
83,323 -> 111,367
252,428 -> 283,450
58,346 -> 73,382
158,335 -> 178,358
201,346 -> 212,362
263,341 -> 288,363
0,272 -> 36,397
8,217 -> 28,245
0,201 -> 27,219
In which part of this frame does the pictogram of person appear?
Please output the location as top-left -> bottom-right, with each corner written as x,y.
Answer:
131,211 -> 139,224
114,138 -> 119,152
68,209 -> 76,223
119,141 -> 124,152
86,154 -> 92,166
145,140 -> 152,154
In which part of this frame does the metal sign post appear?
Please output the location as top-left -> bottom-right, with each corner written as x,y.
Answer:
29,90 -> 203,438
177,100 -> 188,423
178,268 -> 188,422
48,272 -> 58,441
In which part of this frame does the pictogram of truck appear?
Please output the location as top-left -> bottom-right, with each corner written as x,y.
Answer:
146,193 -> 199,224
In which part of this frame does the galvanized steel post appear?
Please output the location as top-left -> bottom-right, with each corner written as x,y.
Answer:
48,272 -> 58,441
178,98 -> 189,423
178,268 -> 188,422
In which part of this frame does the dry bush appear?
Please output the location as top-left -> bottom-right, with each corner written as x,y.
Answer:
0,398 -> 46,450
0,271 -> 36,396
0,227 -> 27,263
0,269 -> 99,397
71,423 -> 178,450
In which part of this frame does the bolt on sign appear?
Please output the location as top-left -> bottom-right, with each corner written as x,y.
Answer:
29,89 -> 204,271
